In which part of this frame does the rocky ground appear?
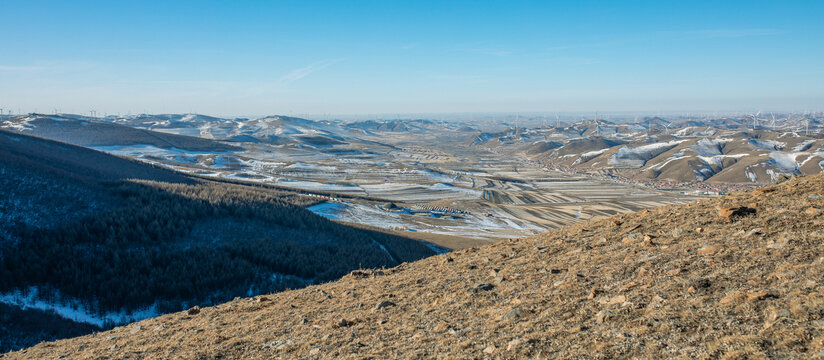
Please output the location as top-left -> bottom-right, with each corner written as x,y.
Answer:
5,174 -> 824,359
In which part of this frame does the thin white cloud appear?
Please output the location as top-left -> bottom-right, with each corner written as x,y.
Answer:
668,29 -> 786,38
0,65 -> 47,72
452,45 -> 511,57
278,59 -> 342,84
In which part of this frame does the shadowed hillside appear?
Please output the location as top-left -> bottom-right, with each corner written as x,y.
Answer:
1,114 -> 239,151
0,131 -> 436,352
6,173 -> 822,358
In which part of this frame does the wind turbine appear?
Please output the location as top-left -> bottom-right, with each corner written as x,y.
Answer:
770,112 -> 777,130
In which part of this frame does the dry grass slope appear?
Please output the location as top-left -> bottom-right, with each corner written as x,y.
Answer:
6,174 -> 824,359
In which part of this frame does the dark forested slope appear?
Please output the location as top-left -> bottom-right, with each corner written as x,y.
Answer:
0,130 -> 436,352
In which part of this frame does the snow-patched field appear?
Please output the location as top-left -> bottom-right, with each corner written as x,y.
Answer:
0,287 -> 159,327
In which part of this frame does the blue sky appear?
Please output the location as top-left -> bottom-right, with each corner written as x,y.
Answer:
0,0 -> 822,116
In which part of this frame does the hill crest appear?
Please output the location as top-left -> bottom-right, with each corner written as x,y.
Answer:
5,174 -> 824,359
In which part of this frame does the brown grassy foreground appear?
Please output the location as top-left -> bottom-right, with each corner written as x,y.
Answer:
5,174 -> 824,359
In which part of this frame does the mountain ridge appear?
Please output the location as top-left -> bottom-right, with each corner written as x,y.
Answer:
6,173 -> 823,359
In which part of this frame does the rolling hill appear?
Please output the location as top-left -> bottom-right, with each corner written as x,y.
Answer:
6,172 -> 822,359
472,116 -> 824,185
0,130 -> 437,352
1,114 -> 239,152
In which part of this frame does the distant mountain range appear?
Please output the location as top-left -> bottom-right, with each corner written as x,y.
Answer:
471,115 -> 824,184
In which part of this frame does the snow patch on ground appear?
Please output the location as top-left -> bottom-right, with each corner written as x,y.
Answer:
749,139 -> 785,151
692,138 -> 732,156
274,178 -> 362,192
697,154 -> 747,168
792,140 -> 815,152
609,140 -> 685,167
573,149 -> 608,165
0,287 -> 159,328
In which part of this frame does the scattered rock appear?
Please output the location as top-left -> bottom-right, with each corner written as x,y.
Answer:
719,292 -> 746,305
154,324 -> 165,331
595,310 -> 613,323
587,288 -> 599,299
695,227 -> 704,233
309,348 -> 320,356
187,306 -> 201,316
692,278 -> 712,289
333,318 -> 355,328
467,283 -> 495,294
483,345 -> 497,354
504,308 -> 524,321
608,295 -> 626,305
697,246 -> 714,255
767,235 -> 791,249
746,291 -> 771,301
374,301 -> 396,310
805,207 -> 822,217
256,296 -> 270,303
129,325 -> 141,335
507,339 -> 523,351
718,206 -> 756,221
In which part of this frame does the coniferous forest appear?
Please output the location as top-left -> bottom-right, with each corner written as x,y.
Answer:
0,130 -> 437,351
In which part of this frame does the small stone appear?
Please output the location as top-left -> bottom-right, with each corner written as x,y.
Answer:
608,295 -> 626,305
720,292 -> 746,305
256,296 -> 270,303
692,278 -> 711,289
467,283 -> 495,294
129,325 -> 142,334
334,318 -> 355,328
767,235 -> 791,249
309,348 -> 320,356
154,324 -> 165,331
687,286 -> 697,293
746,291 -> 770,301
596,310 -> 613,323
507,339 -> 523,351
483,345 -> 497,354
695,227 -> 704,233
805,207 -> 822,217
374,300 -> 396,310
718,206 -> 756,221
697,246 -> 714,255
504,308 -> 524,321
587,288 -> 599,299
493,276 -> 504,284
187,306 -> 201,316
